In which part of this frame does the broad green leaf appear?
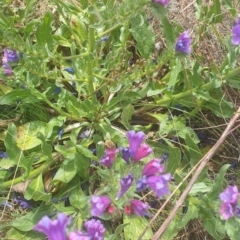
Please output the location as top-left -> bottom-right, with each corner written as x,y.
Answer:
165,145 -> 181,175
74,151 -> 90,179
130,13 -> 155,58
16,121 -> 46,150
225,218 -> 240,240
168,58 -> 182,88
37,132 -> 52,158
36,11 -> 54,48
0,90 -> 38,105
1,205 -> 53,231
121,104 -> 135,127
45,116 -> 66,139
0,83 -> 12,95
108,223 -> 130,240
24,174 -> 52,202
5,228 -> 44,240
52,158 -> 77,183
124,215 -> 153,240
207,164 -> 230,200
189,182 -> 211,195
185,134 -> 202,166
76,145 -> 97,160
4,123 -> 31,176
199,207 -> 225,239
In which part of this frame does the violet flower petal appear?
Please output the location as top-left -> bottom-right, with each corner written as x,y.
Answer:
130,199 -> 149,216
116,173 -> 134,200
34,213 -> 71,240
90,195 -> 111,217
175,31 -> 192,54
146,174 -> 172,198
142,159 -> 164,176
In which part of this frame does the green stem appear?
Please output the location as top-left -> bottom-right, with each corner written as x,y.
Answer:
223,66 -> 240,80
31,89 -> 86,122
2,158 -> 55,188
87,0 -> 97,101
61,52 -> 89,60
136,82 -> 214,113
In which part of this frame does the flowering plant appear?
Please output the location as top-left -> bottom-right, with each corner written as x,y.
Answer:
1,0 -> 240,239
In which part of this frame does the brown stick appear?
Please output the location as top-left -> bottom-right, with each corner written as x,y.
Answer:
150,107 -> 240,240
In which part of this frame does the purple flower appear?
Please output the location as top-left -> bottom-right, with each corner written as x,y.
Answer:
175,31 -> 192,54
152,0 -> 170,6
219,185 -> 239,205
13,195 -> 33,209
146,174 -> 172,198
69,219 -> 105,240
232,17 -> 240,45
129,199 -> 149,216
126,130 -> 152,162
100,147 -> 118,168
133,144 -> 152,162
84,219 -> 105,240
2,63 -> 13,75
119,147 -> 131,164
219,185 -> 240,220
116,173 -> 134,200
136,175 -> 148,192
34,213 -> 71,240
90,195 -> 111,217
142,159 -> 164,176
3,48 -> 19,62
220,202 -> 235,220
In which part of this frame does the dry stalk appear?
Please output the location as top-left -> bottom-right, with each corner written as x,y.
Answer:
137,106 -> 240,240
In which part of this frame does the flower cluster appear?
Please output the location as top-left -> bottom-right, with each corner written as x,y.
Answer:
34,213 -> 105,240
92,131 -> 172,219
136,159 -> 172,198
219,185 -> 240,220
2,48 -> 18,75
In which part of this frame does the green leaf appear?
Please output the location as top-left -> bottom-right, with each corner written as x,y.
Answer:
74,151 -> 90,179
185,134 -> 202,166
225,218 -> 240,240
4,123 -> 31,176
52,158 -> 77,183
165,145 -> 181,175
45,116 -> 66,139
189,182 -> 211,195
130,13 -> 155,58
76,145 -> 97,160
24,174 -> 52,202
1,205 -> 53,231
168,58 -> 182,88
207,164 -> 230,200
124,215 -> 153,239
199,207 -> 225,239
36,11 -> 54,48
121,104 -> 135,127
0,90 -> 38,105
16,121 -> 47,150
37,132 -> 52,158
5,228 -> 44,240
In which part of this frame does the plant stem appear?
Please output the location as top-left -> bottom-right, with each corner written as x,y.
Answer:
87,0 -> 97,101
2,158 -> 56,188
